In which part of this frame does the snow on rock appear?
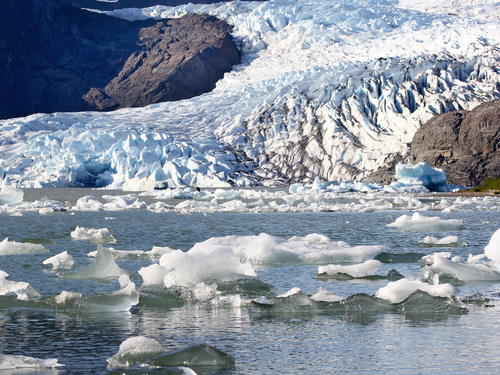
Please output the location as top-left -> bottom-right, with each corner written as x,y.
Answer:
386,212 -> 464,231
1,0 -> 500,187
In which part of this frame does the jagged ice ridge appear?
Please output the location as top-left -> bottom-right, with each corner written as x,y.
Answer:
1,0 -> 500,188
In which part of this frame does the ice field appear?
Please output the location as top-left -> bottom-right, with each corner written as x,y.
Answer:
1,0 -> 500,189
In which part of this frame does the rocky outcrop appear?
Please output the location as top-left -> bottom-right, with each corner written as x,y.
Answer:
0,0 -> 240,119
409,99 -> 500,186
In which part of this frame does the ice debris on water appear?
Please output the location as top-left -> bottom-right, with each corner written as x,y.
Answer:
63,245 -> 128,280
0,270 -> 40,301
317,260 -> 382,278
0,237 -> 48,255
107,336 -> 235,369
375,277 -> 460,304
386,212 -> 464,232
70,226 -> 116,244
420,254 -> 500,282
43,251 -> 75,270
0,353 -> 63,370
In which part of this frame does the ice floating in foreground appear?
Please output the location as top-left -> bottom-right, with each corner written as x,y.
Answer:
485,228 -> 500,262
70,226 -> 116,244
140,245 -> 256,289
191,233 -> 386,265
107,336 -> 235,369
63,245 -> 128,280
88,245 -> 174,259
419,236 -> 465,247
0,237 -> 48,255
375,277 -> 459,304
0,270 -> 40,300
317,260 -> 382,278
0,353 -> 63,370
387,212 -> 464,232
43,251 -> 75,270
0,185 -> 23,205
420,253 -> 500,282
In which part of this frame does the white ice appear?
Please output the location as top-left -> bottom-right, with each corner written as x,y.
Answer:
387,212 -> 464,231
375,277 -> 459,304
43,251 -> 75,270
1,0 -> 499,188
317,259 -> 382,278
310,287 -> 344,302
0,270 -> 41,301
419,235 -> 465,246
63,245 -> 128,280
0,237 -> 48,255
0,353 -> 63,370
107,336 -> 167,368
394,163 -> 454,192
70,226 -> 117,244
420,253 -> 500,281
0,185 -> 23,205
485,228 -> 500,262
88,245 -> 174,259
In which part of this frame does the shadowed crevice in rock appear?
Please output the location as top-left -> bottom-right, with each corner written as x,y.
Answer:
0,0 -> 240,119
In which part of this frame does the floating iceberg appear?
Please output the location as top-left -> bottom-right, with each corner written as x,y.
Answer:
107,336 -> 235,369
0,270 -> 40,301
70,226 -> 116,244
0,185 -> 23,205
317,260 -> 382,278
394,163 -> 456,192
63,245 -> 128,280
375,277 -> 459,304
419,236 -> 466,247
387,212 -> 464,232
485,228 -> 500,262
0,237 -> 48,255
43,251 -> 75,270
0,353 -> 63,370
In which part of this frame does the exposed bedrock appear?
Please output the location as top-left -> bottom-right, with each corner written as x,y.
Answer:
0,0 -> 240,119
409,99 -> 500,186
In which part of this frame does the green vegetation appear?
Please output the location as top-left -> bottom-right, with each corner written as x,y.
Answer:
472,176 -> 500,193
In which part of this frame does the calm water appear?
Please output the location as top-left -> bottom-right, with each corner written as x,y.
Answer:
0,189 -> 499,374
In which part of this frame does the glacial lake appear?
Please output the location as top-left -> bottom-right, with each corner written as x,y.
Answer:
0,188 -> 499,374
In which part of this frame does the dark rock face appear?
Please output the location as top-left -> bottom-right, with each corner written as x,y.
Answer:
409,99 -> 500,186
0,0 -> 240,119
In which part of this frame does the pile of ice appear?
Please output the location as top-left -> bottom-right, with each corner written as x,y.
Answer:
1,0 -> 500,188
139,245 -> 257,289
190,233 -> 386,265
387,212 -> 464,232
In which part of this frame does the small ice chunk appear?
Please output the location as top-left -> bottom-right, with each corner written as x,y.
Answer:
43,251 -> 75,270
0,270 -> 41,300
70,226 -> 116,243
0,237 -> 48,255
419,235 -> 463,246
375,278 -> 459,304
387,212 -> 464,232
310,287 -> 344,302
0,353 -> 63,369
64,245 -> 128,280
54,291 -> 83,305
107,336 -> 167,368
0,185 -> 24,205
424,254 -> 500,281
485,228 -> 500,262
317,260 -> 382,278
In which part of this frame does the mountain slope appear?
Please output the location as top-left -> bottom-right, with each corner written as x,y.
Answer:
1,0 -> 500,188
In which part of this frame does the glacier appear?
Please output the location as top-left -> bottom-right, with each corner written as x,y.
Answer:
1,0 -> 500,188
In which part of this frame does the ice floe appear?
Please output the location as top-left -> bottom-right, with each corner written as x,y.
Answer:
0,237 -> 48,255
375,277 -> 459,304
0,353 -> 63,370
386,212 -> 465,232
43,251 -> 75,270
317,260 -> 382,278
63,245 -> 128,280
0,270 -> 40,301
70,226 -> 117,244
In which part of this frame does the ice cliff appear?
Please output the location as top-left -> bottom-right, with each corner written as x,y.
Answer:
1,0 -> 500,188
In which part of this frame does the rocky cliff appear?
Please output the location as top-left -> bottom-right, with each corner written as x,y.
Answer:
409,99 -> 500,186
0,0 -> 240,119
